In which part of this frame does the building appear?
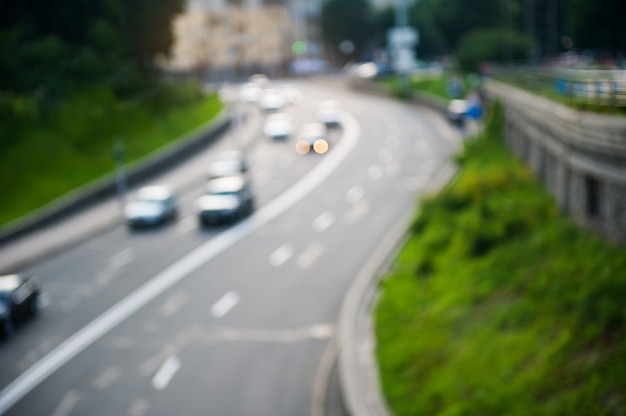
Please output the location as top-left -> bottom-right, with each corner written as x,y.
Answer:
162,0 -> 326,81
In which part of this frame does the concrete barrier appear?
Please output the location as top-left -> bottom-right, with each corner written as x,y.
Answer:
485,80 -> 626,245
0,109 -> 231,247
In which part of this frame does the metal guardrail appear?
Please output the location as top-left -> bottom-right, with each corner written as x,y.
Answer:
488,64 -> 626,109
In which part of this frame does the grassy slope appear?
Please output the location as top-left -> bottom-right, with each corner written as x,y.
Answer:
0,86 -> 223,227
375,102 -> 626,415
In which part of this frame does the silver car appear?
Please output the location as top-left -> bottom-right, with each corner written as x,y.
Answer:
124,185 -> 178,228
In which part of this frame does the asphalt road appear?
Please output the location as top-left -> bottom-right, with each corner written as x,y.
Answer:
0,77 -> 459,416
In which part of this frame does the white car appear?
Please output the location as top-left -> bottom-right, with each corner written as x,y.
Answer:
296,122 -> 329,154
263,112 -> 294,139
258,89 -> 287,112
206,150 -> 248,180
239,82 -> 263,104
124,185 -> 178,228
315,100 -> 342,126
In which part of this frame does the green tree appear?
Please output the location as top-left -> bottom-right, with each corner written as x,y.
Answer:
455,28 -> 533,72
564,0 -> 626,56
0,0 -> 184,94
321,0 -> 375,64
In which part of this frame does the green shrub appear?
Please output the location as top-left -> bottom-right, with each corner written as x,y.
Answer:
0,82 -> 222,227
375,100 -> 626,415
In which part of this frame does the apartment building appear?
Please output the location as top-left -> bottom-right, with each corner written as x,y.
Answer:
163,0 -> 326,81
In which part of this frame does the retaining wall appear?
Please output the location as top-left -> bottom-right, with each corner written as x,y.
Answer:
485,80 -> 626,245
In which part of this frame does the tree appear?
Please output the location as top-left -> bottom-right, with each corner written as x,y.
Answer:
0,0 -> 185,95
455,28 -> 533,72
321,0 -> 375,64
564,0 -> 626,57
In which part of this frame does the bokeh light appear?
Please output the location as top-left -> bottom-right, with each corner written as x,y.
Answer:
296,140 -> 311,154
313,139 -> 329,154
291,41 -> 307,55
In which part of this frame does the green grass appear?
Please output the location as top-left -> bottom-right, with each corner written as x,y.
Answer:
377,73 -> 467,102
0,84 -> 223,227
375,102 -> 626,415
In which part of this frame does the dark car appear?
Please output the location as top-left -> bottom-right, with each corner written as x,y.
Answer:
0,274 -> 41,338
195,175 -> 255,225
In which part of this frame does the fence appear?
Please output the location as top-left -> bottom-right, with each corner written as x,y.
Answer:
488,63 -> 626,110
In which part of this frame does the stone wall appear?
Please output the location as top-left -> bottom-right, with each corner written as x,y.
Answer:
485,80 -> 626,245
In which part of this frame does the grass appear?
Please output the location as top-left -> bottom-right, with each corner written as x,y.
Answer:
374,102 -> 626,415
378,73 -> 452,102
0,84 -> 223,228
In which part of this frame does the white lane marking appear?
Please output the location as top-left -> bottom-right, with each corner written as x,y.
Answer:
378,148 -> 393,164
50,389 -> 80,416
345,201 -> 370,225
345,186 -> 364,204
312,211 -> 334,232
269,244 -> 294,267
0,108 -> 361,415
308,324 -> 335,339
175,216 -> 197,235
211,291 -> 240,318
108,248 -> 135,271
129,397 -> 150,416
159,291 -> 189,318
92,366 -> 121,391
368,164 -> 383,180
151,356 -> 181,391
296,242 -> 326,269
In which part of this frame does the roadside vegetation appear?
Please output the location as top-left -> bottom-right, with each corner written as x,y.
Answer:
375,102 -> 626,415
0,84 -> 222,228
378,74 -> 451,102
0,0 -> 227,229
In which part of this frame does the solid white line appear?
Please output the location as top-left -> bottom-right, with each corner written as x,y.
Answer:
269,244 -> 294,267
151,356 -> 181,391
211,291 -> 240,318
0,109 -> 361,415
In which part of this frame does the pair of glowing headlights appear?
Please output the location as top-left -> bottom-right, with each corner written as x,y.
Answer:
295,139 -> 329,155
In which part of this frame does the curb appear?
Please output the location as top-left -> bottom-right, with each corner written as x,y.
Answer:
338,80 -> 465,416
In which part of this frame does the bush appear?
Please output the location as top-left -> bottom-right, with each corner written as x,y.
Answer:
375,100 -> 626,415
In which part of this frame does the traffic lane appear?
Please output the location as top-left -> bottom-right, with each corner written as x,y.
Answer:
3,173 -> 421,416
0,79 -> 458,414
1,107 -> 362,416
0,97 -> 332,389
